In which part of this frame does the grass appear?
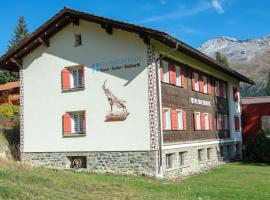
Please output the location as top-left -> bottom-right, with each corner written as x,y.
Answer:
0,161 -> 270,200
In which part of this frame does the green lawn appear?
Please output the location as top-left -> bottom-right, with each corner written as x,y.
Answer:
0,161 -> 269,200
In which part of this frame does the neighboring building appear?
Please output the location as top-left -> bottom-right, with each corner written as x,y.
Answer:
0,8 -> 253,178
242,97 -> 270,140
0,81 -> 20,105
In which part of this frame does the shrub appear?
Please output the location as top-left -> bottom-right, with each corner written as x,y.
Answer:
247,130 -> 270,163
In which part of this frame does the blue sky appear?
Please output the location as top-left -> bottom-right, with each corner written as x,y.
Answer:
0,0 -> 270,55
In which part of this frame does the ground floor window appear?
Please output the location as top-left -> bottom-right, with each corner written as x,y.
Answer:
179,152 -> 186,166
207,148 -> 212,160
166,153 -> 174,169
198,149 -> 204,162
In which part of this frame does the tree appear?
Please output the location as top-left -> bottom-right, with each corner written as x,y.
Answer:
267,70 -> 270,96
215,51 -> 229,67
8,16 -> 29,49
0,70 -> 19,85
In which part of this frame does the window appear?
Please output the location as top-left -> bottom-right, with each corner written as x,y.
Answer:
234,115 -> 240,131
74,34 -> 82,46
207,148 -> 212,160
261,116 -> 270,134
198,149 -> 204,162
194,73 -> 199,91
162,61 -> 169,83
216,114 -> 228,130
215,80 -> 220,96
233,87 -> 238,102
166,153 -> 173,169
177,110 -> 184,130
63,111 -> 86,136
61,65 -> 84,91
162,108 -> 171,130
220,146 -> 224,158
179,152 -> 186,166
223,83 -> 227,98
224,115 -> 228,130
205,113 -> 210,130
194,112 -> 201,130
203,76 -> 208,93
176,66 -> 182,86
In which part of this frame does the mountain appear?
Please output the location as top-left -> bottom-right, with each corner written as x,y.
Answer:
198,35 -> 270,97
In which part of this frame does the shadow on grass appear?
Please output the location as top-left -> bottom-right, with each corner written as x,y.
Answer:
232,161 -> 270,167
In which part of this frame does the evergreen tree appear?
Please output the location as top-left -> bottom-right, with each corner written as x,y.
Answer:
267,70 -> 270,96
8,16 -> 29,49
0,70 -> 19,84
215,51 -> 229,67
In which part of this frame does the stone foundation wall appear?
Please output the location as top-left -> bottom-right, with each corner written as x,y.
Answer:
21,151 -> 158,176
163,141 -> 242,179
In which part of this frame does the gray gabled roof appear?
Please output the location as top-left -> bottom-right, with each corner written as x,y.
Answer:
0,7 -> 254,84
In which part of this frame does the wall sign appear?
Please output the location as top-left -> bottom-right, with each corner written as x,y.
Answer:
92,56 -> 143,73
191,97 -> 211,107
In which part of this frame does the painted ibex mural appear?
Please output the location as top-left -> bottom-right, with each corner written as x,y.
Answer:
102,80 -> 129,122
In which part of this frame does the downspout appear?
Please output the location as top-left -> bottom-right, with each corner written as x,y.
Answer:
154,43 -> 180,178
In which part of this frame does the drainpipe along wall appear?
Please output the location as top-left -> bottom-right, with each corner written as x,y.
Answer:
154,43 -> 180,178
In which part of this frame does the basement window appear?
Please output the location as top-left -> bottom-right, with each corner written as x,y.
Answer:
74,34 -> 82,46
68,156 -> 87,169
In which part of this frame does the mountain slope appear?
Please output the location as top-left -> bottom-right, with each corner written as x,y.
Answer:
198,35 -> 270,97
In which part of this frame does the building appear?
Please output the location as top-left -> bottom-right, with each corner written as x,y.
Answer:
242,97 -> 270,140
0,8 -> 253,178
0,81 -> 20,105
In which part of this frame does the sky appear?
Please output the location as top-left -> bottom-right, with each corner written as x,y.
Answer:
0,0 -> 270,55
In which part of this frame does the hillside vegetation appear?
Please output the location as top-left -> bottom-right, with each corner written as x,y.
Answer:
0,162 -> 269,200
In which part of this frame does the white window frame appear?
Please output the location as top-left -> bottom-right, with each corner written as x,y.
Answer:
176,65 -> 181,86
194,73 -> 199,91
203,76 -> 208,93
162,61 -> 169,83
70,67 -> 83,88
195,112 -> 201,130
164,108 -> 171,130
177,110 -> 184,130
71,112 -> 84,134
205,113 -> 210,130
215,80 -> 220,96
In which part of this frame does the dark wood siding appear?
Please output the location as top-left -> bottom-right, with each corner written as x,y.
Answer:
161,58 -> 230,144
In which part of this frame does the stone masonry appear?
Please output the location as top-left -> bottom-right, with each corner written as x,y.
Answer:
21,150 -> 158,176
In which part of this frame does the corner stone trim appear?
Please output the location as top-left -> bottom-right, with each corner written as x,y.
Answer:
147,45 -> 159,150
19,67 -> 24,152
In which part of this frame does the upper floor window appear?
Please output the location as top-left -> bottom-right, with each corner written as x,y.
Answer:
192,72 -> 210,94
216,114 -> 229,130
234,115 -> 240,131
215,80 -> 220,97
222,83 -> 227,98
162,108 -> 171,130
233,87 -> 239,102
215,80 -> 227,98
192,72 -> 199,92
61,65 -> 85,91
203,76 -> 208,93
63,111 -> 86,136
194,112 -> 213,131
160,60 -> 184,87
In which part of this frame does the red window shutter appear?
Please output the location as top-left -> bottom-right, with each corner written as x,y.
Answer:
193,113 -> 197,130
183,111 -> 187,130
234,115 -> 239,131
192,72 -> 195,90
207,78 -> 211,94
209,114 -> 213,130
220,83 -> 224,97
199,75 -> 204,92
162,110 -> 165,129
171,109 -> 178,130
201,112 -> 205,130
81,65 -> 85,88
160,60 -> 163,81
63,113 -> 72,135
214,81 -> 218,96
221,115 -> 225,130
233,87 -> 238,102
169,64 -> 176,84
181,67 -> 185,87
62,68 -> 71,90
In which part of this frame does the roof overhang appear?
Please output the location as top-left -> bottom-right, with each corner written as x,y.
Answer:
0,7 -> 255,84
